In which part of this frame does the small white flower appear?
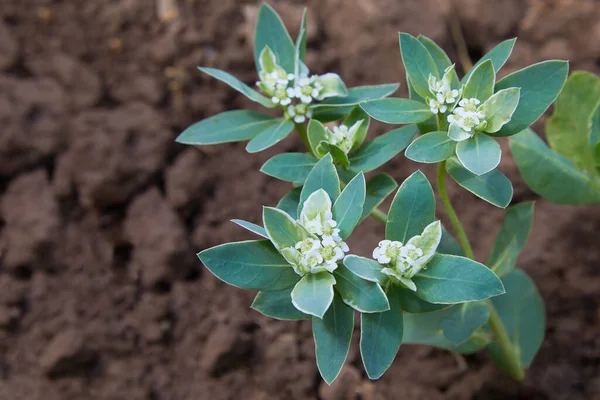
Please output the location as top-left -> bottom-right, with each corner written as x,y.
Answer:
295,238 -> 322,253
447,109 -> 482,132
287,103 -> 311,124
440,88 -> 460,104
428,74 -> 450,94
429,98 -> 448,114
372,240 -> 403,265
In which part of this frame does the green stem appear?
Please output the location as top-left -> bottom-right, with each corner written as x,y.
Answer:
370,208 -> 388,224
295,123 -> 311,150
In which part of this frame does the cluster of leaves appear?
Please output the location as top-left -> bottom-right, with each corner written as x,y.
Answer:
177,4 -> 564,384
510,71 -> 600,205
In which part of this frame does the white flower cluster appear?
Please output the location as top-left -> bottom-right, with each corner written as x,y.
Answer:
373,240 -> 424,277
325,121 -> 362,154
427,72 -> 460,114
447,98 -> 486,133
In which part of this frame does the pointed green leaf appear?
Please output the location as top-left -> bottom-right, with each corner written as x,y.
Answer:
176,110 -> 279,145
399,33 -> 439,98
319,73 -> 348,99
246,118 -> 295,153
488,202 -> 535,277
386,170 -> 435,243
231,219 -> 268,238
343,255 -> 387,284
360,286 -> 403,379
407,80 -> 438,134
448,123 -> 473,142
198,67 -> 275,108
456,134 -> 502,176
462,60 -> 495,103
332,173 -> 366,239
446,157 -> 513,208
263,207 -> 308,251
441,302 -> 491,345
312,106 -> 356,123
492,60 -> 569,137
405,131 -> 457,163
198,240 -> 299,291
307,119 -> 330,157
320,142 -> 350,169
462,38 -> 516,84
418,35 -> 458,86
349,125 -> 418,173
397,287 -> 448,313
251,288 -> 310,320
299,154 -> 341,215
361,98 -> 433,124
254,4 -> 295,72
509,129 -> 600,205
482,87 -> 521,133
344,107 -> 370,152
413,254 -> 505,304
314,83 -> 400,108
277,187 -> 302,219
438,226 -> 464,256
313,292 -> 354,384
261,152 -> 318,184
360,174 -> 397,222
291,272 -> 336,318
592,102 -> 600,156
334,264 -> 389,313
296,8 -> 308,62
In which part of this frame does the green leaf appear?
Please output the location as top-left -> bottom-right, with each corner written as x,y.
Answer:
413,254 -> 505,304
334,264 -> 389,313
407,80 -> 439,134
441,302 -> 491,345
456,133 -> 502,176
405,131 -> 456,163
360,286 -> 403,379
246,118 -> 295,153
312,292 -> 354,384
386,170 -> 435,243
198,240 -> 299,291
509,129 -> 600,205
438,226 -> 464,256
446,157 -> 513,208
198,67 -> 275,108
176,110 -> 279,145
299,154 -> 341,215
487,269 -> 545,369
319,73 -> 349,99
311,106 -> 356,123
343,255 -> 387,284
462,60 -> 495,103
493,60 -> 569,137
320,142 -> 350,169
277,187 -> 302,219
292,272 -> 336,318
399,33 -> 439,98
360,174 -> 398,222
487,202 -> 535,278
261,152 -> 318,184
397,287 -> 448,313
462,38 -> 516,84
314,83 -> 400,108
296,8 -> 308,62
349,125 -> 418,173
263,206 -> 308,252
344,107 -> 370,152
251,288 -> 310,320
332,173 -> 366,239
591,103 -> 600,155
361,99 -> 433,124
254,4 -> 295,73
307,119 -> 329,157
482,88 -> 521,133
546,71 -> 600,174
417,35 -> 458,86
231,219 -> 268,238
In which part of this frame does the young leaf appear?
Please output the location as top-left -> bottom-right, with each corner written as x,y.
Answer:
509,129 -> 600,205
487,269 -> 545,369
413,254 -> 505,304
360,174 -> 398,222
263,206 -> 308,250
487,202 -> 535,278
261,153 -> 318,184
251,288 -> 310,320
312,292 -> 354,384
462,38 -> 516,84
231,219 -> 268,238
482,87 -> 521,133
277,187 -> 302,219
446,157 -> 513,208
386,170 -> 435,243
314,83 -> 400,108
334,264 -> 389,313
349,125 -> 418,173
417,35 -> 458,86
254,4 -> 296,73
399,33 -> 439,98
320,142 -> 350,169
176,110 -> 280,145
405,131 -> 457,163
299,154 -> 341,216
492,60 -> 569,137
344,107 -> 370,152
198,240 -> 299,291
441,302 -> 491,345
462,60 -> 495,103
291,272 -> 336,318
343,255 -> 387,284
361,98 -> 433,124
397,287 -> 448,313
360,286 -> 403,379
198,67 -> 275,108
319,73 -> 349,99
332,173 -> 366,239
246,118 -> 295,153
456,133 -> 502,176
307,119 -> 330,157
296,8 -> 308,62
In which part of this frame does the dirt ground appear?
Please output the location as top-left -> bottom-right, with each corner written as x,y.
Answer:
1,0 -> 599,399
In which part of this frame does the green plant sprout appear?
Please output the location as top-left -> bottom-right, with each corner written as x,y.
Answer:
510,71 -> 600,204
177,4 -> 569,384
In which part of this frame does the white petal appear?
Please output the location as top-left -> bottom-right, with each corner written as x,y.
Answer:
294,115 -> 305,123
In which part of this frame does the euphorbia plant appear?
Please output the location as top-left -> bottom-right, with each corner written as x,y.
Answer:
178,4 -> 569,384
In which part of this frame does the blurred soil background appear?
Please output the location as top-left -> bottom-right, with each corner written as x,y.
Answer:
0,0 -> 599,399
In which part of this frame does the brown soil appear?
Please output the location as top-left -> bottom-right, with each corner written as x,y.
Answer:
1,0 -> 599,399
